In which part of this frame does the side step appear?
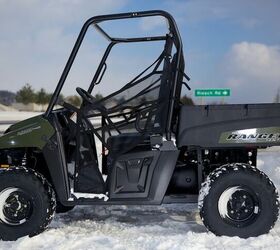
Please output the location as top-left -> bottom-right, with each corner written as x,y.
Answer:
163,194 -> 198,204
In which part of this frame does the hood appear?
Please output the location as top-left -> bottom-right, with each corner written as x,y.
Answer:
0,115 -> 55,150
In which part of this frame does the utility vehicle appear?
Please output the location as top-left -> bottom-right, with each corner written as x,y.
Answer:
0,10 -> 279,240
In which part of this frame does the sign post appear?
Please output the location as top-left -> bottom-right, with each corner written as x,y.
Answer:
194,89 -> 231,105
194,89 -> 231,97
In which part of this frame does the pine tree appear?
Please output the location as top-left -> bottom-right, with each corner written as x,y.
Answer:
15,83 -> 36,104
180,94 -> 194,105
36,88 -> 50,105
66,95 -> 82,107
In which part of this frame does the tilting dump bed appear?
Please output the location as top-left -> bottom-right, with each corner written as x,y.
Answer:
177,103 -> 280,148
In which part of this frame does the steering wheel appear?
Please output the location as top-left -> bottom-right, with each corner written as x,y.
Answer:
76,87 -> 97,104
76,87 -> 108,115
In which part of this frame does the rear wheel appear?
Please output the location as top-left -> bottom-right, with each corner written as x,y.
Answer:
199,163 -> 279,238
0,167 -> 56,241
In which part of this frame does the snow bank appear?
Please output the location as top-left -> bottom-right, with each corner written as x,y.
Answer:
0,111 -> 40,121
0,111 -> 41,133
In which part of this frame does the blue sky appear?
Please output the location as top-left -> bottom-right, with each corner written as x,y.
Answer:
0,0 -> 279,104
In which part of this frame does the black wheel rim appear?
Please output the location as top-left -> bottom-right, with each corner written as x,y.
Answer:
218,186 -> 260,227
0,188 -> 33,225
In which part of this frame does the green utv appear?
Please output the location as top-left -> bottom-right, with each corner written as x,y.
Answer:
0,11 -> 279,240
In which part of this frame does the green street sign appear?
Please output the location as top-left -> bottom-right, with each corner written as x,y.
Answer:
195,88 -> 231,97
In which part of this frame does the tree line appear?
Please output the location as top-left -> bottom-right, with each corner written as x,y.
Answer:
15,83 -> 195,107
15,83 -> 104,107
10,83 -> 280,107
15,84 -> 53,105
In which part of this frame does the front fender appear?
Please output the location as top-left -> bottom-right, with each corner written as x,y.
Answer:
0,115 -> 55,150
0,115 -> 69,201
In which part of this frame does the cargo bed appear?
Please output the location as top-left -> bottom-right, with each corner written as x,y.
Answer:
177,103 -> 280,148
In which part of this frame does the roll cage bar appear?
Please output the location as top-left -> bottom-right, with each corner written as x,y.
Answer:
45,10 -> 183,140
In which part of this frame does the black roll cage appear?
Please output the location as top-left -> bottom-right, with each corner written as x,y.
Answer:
45,10 -> 183,140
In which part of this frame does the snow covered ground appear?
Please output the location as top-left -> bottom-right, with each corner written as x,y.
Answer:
0,112 -> 280,249
0,111 -> 41,134
0,149 -> 278,249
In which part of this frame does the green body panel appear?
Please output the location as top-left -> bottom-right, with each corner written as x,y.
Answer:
0,115 -> 55,150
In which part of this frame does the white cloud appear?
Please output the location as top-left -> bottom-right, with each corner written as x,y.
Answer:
227,42 -> 280,83
0,0 -> 127,93
139,16 -> 168,31
223,42 -> 280,103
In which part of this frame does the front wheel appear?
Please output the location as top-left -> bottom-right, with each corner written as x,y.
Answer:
199,163 -> 279,238
0,167 -> 56,241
